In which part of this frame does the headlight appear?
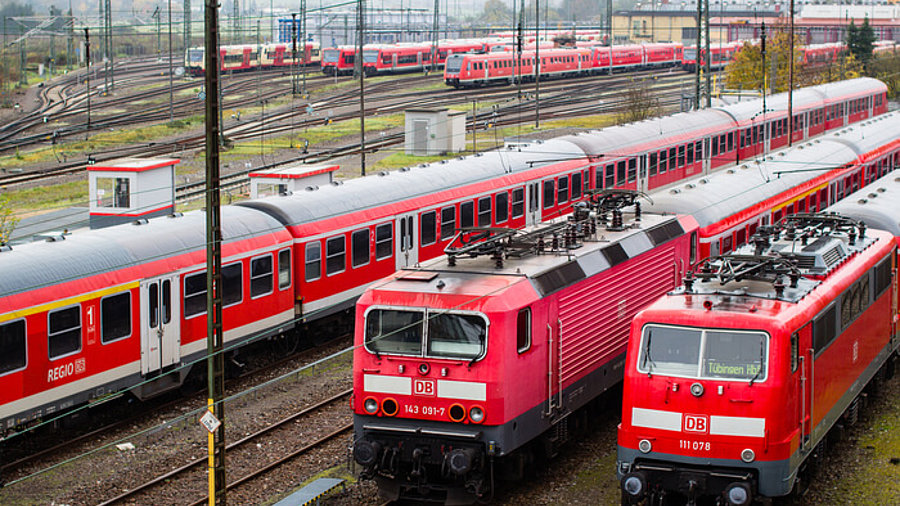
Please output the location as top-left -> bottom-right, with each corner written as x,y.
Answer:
690,382 -> 704,397
363,397 -> 379,414
725,483 -> 752,506
741,448 -> 755,463
638,439 -> 652,453
469,406 -> 485,423
621,472 -> 646,498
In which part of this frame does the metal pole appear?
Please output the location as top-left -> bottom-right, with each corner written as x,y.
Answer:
358,0 -> 366,176
788,0 -> 794,147
472,99 -> 477,152
84,28 -> 91,138
694,0 -> 701,109
203,0 -> 227,499
67,0 -> 74,70
534,0 -> 540,129
169,0 -> 175,122
704,0 -> 711,108
301,0 -> 306,95
430,0 -> 439,72
291,13 -> 297,94
155,7 -> 161,59
107,0 -> 114,91
184,0 -> 191,50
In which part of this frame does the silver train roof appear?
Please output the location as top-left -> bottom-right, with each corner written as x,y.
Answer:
828,172 -> 900,237
0,206 -> 286,300
644,111 -> 900,228
236,138 -> 586,226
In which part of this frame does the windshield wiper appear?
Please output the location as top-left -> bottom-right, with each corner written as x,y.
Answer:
641,330 -> 656,377
749,339 -> 764,386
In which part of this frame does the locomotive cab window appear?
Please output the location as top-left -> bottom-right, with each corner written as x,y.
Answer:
101,292 -> 132,343
637,324 -> 768,382
0,319 -> 26,375
364,308 -> 487,361
48,305 -> 82,359
516,308 -> 531,353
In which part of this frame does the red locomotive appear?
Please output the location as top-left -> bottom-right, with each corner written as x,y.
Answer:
352,192 -> 700,503
617,212 -> 898,505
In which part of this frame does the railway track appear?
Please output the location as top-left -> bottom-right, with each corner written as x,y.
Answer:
0,69 -> 694,189
96,389 -> 352,505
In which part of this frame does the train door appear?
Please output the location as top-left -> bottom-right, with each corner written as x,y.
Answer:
526,181 -> 541,227
702,138 -> 711,175
794,324 -> 814,454
393,52 -> 399,69
395,214 -> 418,268
139,276 -> 180,375
544,301 -> 562,416
637,154 -> 648,193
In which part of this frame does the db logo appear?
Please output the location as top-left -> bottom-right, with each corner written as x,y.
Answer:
683,414 -> 709,434
413,378 -> 436,397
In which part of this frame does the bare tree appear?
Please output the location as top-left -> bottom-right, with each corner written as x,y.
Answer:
616,79 -> 660,124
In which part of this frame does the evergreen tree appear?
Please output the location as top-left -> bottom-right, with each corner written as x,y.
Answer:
847,17 -> 876,68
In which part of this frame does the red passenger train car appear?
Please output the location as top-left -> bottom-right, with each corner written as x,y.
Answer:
444,47 -> 594,87
352,194 -> 700,503
617,212 -> 898,505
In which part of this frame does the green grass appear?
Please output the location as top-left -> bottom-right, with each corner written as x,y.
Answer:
5,181 -> 88,214
372,152 -> 460,170
0,116 -> 204,169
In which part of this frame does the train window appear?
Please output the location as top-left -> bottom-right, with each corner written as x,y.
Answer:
791,332 -> 799,373
649,153 -> 658,176
184,272 -> 207,317
638,325 -> 767,381
719,135 -> 726,154
727,132 -> 734,152
813,306 -> 837,354
478,196 -> 492,226
773,209 -> 783,224
543,179 -> 555,208
222,263 -> 243,307
278,249 -> 291,290
735,228 -> 746,247
440,206 -> 456,240
668,148 -> 676,171
101,292 -> 131,344
677,146 -> 685,168
149,283 -> 159,328
695,140 -> 702,162
376,223 -> 393,260
305,242 -> 322,281
616,161 -> 626,187
426,312 -> 487,360
572,172 -> 582,200
326,236 -> 346,276
365,308 -> 424,356
686,143 -> 694,165
48,305 -> 81,359
711,137 -> 719,157
558,176 -> 569,203
420,212 -> 437,247
461,201 -> 475,227
162,280 -> 171,324
251,254 -> 274,298
0,319 -> 26,375
627,159 -> 636,183
605,164 -> 615,187
658,151 -> 667,174
516,308 -> 531,354
511,188 -> 524,219
721,235 -> 733,254
690,231 -> 698,264
496,192 -> 509,223
875,258 -> 892,297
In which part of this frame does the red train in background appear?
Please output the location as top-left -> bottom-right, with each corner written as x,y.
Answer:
184,41 -> 321,76
349,111 -> 900,504
617,210 -> 898,505
0,79 -> 887,438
